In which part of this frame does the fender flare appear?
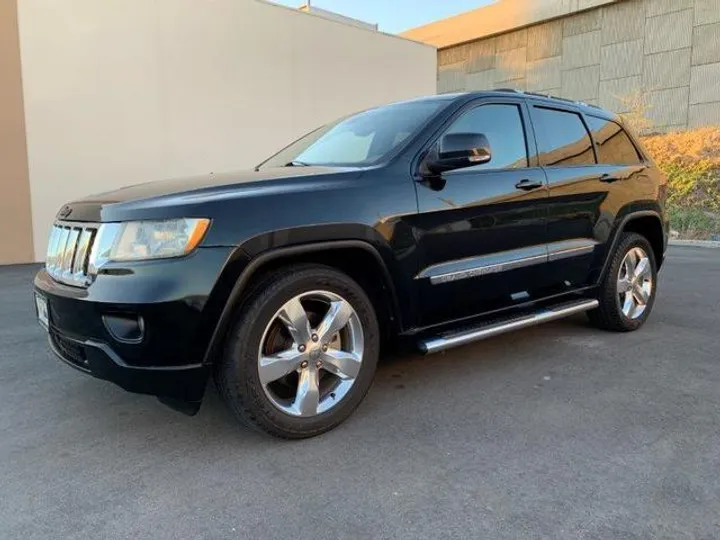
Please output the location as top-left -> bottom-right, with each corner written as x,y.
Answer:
598,210 -> 666,283
203,239 -> 401,364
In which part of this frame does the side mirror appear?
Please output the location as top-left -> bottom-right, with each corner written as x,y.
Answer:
426,133 -> 492,174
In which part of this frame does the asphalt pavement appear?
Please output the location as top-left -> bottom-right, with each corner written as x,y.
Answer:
1,246 -> 719,539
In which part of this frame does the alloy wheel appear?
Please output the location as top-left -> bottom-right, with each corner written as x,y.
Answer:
617,246 -> 653,320
257,290 -> 364,417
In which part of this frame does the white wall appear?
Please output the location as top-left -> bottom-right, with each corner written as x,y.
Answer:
18,0 -> 437,260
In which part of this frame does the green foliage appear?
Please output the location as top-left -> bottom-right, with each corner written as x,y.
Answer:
667,206 -> 720,239
659,161 -> 720,212
640,127 -> 720,239
661,161 -> 720,238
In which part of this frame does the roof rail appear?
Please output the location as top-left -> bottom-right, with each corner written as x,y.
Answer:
525,91 -> 576,104
496,89 -> 606,111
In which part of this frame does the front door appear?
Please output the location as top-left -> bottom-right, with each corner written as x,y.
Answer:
413,100 -> 549,327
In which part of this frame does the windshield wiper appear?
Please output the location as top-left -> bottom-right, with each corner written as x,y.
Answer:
284,160 -> 311,167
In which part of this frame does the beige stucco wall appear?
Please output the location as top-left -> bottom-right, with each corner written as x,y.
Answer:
0,0 -> 34,264
17,0 -> 437,261
402,0 -> 622,48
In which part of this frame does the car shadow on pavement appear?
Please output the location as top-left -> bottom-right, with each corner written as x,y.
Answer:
56,314 -> 603,448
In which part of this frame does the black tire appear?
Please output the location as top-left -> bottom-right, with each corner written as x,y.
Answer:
215,264 -> 380,439
588,232 -> 658,332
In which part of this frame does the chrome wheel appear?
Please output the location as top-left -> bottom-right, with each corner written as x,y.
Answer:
257,290 -> 364,417
617,246 -> 653,320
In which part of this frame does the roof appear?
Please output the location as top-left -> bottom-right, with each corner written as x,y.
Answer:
445,89 -> 620,120
379,90 -> 619,122
258,0 -> 435,50
401,0 -> 624,49
297,4 -> 378,31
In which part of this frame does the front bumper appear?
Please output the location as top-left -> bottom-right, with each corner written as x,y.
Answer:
46,326 -> 209,403
33,246 -> 238,406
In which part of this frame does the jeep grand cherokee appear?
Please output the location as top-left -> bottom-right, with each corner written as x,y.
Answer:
34,90 -> 668,438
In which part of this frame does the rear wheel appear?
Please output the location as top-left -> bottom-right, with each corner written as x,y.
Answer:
588,232 -> 658,332
216,265 -> 379,439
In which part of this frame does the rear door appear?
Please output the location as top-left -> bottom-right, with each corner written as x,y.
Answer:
530,105 -> 648,290
529,105 -> 607,290
583,115 -> 649,271
414,98 -> 549,326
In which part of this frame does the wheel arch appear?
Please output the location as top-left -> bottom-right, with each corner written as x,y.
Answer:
623,214 -> 666,268
203,240 -> 403,364
600,210 -> 667,282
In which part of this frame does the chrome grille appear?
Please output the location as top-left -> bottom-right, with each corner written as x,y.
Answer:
46,222 -> 97,287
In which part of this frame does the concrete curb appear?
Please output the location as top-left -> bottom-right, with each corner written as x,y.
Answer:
669,239 -> 720,249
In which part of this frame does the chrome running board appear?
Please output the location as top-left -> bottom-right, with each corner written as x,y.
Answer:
419,299 -> 599,354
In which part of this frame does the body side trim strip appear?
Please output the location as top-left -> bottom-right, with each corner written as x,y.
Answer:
417,239 -> 599,285
416,244 -> 547,284
429,254 -> 545,284
547,239 -> 599,262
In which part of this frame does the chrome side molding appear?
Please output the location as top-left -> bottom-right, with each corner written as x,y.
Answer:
416,239 -> 599,285
419,299 -> 599,354
416,244 -> 548,285
547,239 -> 597,261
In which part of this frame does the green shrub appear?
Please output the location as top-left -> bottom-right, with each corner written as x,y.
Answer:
668,206 -> 720,239
640,128 -> 720,233
661,161 -> 720,212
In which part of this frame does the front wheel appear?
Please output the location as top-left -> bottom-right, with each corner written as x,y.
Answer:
588,232 -> 658,332
216,265 -> 379,439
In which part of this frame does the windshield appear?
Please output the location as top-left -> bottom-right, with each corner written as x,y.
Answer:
258,100 -> 446,169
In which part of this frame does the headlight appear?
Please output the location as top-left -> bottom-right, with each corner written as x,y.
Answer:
88,218 -> 210,270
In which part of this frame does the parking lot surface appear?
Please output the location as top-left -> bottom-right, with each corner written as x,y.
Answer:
1,246 -> 719,539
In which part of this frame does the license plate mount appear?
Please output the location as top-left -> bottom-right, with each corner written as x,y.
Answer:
35,293 -> 49,330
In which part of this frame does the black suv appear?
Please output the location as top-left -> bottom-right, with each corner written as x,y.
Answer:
34,91 -> 668,438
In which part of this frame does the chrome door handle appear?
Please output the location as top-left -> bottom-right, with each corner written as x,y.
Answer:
515,179 -> 544,191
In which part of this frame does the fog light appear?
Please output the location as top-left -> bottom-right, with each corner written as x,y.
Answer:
102,314 -> 144,343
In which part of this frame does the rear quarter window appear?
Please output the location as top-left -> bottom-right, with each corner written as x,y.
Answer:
586,116 -> 643,165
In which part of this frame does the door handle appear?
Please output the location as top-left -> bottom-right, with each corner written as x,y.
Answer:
515,179 -> 544,191
599,174 -> 620,183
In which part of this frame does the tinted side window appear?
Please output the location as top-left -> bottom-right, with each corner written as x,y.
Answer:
445,104 -> 528,170
533,107 -> 595,167
586,116 -> 642,165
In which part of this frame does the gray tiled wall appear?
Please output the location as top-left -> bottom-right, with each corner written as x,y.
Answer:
437,0 -> 720,130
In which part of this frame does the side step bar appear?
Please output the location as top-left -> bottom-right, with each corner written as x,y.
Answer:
419,299 -> 599,355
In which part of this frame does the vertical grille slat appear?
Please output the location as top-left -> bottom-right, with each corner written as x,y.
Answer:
62,228 -> 80,276
46,227 -> 61,271
54,228 -> 70,274
73,229 -> 93,276
45,221 -> 98,287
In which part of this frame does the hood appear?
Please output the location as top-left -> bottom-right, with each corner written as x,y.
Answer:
60,166 -> 362,222
80,166 -> 355,204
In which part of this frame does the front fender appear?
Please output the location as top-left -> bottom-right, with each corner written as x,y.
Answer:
202,235 -> 415,365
